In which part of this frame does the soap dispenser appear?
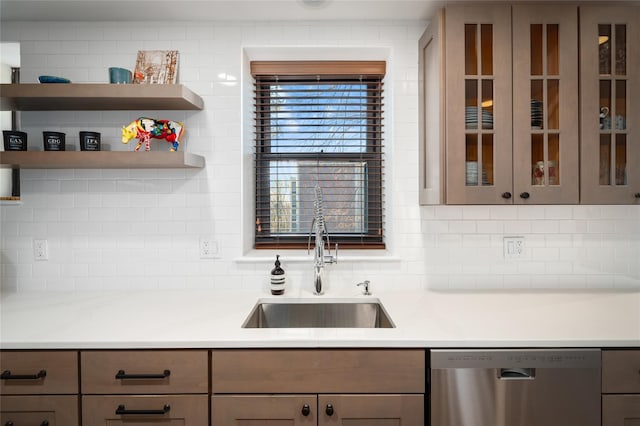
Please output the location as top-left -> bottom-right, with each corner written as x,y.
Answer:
270,255 -> 285,295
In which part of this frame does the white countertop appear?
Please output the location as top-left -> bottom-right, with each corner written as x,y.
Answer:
1,288 -> 639,349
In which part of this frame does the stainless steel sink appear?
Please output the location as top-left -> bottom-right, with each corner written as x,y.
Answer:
242,299 -> 395,328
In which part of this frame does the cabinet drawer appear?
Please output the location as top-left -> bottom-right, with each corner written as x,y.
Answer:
212,395 -> 316,425
212,349 -> 425,393
81,350 -> 208,394
0,351 -> 78,394
603,350 -> 640,393
1,395 -> 79,426
82,395 -> 208,425
603,395 -> 640,426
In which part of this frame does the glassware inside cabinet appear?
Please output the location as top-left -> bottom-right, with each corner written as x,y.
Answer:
548,134 -> 560,185
531,134 -> 544,185
528,22 -> 562,188
464,22 -> 495,187
600,80 -> 612,129
598,23 -> 628,187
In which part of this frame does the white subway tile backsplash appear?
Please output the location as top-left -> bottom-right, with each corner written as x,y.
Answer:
1,20 -> 639,292
531,220 -> 560,234
489,206 -> 518,220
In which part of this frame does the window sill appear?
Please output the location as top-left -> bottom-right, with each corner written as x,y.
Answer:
235,249 -> 401,264
0,198 -> 22,205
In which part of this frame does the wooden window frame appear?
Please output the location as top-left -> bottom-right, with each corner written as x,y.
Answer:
253,61 -> 385,250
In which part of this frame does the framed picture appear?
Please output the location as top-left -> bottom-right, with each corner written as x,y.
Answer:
133,50 -> 179,84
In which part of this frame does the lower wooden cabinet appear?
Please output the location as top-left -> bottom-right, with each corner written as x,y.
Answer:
80,350 -> 209,425
602,350 -> 640,426
1,349 -> 425,425
82,395 -> 208,425
603,395 -> 640,426
212,395 -> 316,425
317,394 -> 424,425
211,394 -> 424,425
0,395 -> 79,426
211,349 -> 425,426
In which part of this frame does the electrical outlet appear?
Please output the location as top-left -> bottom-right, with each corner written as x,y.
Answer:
200,238 -> 220,259
34,239 -> 48,261
503,236 -> 524,259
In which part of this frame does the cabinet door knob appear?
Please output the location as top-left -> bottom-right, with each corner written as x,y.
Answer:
301,404 -> 311,416
41,422 -> 49,426
634,193 -> 640,198
519,192 -> 530,199
326,403 -> 334,416
5,422 -> 15,426
501,192 -> 512,199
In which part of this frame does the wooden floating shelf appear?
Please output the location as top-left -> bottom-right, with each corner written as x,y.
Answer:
0,83 -> 204,111
0,151 -> 205,169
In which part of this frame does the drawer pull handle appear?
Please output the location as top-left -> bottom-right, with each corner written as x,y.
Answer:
115,369 -> 170,380
1,369 -> 47,380
116,404 -> 171,415
326,403 -> 334,416
301,403 -> 311,416
3,422 -> 47,426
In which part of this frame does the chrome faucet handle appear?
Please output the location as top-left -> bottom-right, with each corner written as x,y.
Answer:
324,242 -> 338,264
357,280 -> 371,295
330,243 -> 338,263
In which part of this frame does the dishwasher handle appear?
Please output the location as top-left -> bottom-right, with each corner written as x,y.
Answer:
499,368 -> 535,379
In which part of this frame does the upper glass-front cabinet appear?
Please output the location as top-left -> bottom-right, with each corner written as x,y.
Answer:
580,6 -> 640,204
444,5 -> 579,205
512,5 -> 579,204
445,5 -> 512,204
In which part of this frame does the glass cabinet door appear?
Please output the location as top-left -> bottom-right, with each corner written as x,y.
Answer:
512,5 -> 579,204
445,5 -> 512,204
580,6 -> 640,204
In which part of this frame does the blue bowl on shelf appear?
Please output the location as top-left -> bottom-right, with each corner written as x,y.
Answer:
38,75 -> 71,83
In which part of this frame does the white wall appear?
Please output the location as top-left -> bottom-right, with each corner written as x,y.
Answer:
0,20 -> 638,293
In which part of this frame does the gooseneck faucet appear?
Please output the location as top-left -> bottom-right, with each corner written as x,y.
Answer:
308,185 -> 337,295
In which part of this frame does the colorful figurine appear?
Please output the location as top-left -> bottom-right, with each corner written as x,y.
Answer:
121,117 -> 185,151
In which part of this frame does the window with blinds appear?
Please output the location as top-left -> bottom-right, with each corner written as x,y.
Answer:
252,61 -> 385,249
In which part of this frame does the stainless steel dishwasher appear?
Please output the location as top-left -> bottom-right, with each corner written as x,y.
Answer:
430,349 -> 601,426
